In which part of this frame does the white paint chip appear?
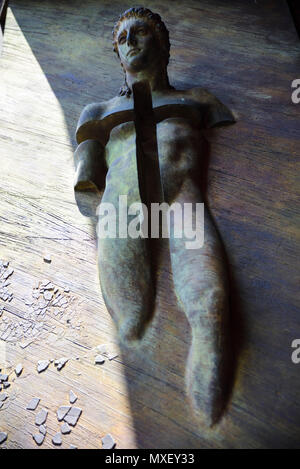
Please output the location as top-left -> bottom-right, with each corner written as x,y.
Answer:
37,360 -> 50,373
35,408 -> 48,426
44,291 -> 53,301
0,432 -> 8,444
61,422 -> 71,434
57,405 -> 71,421
63,407 -> 82,426
33,433 -> 45,446
69,390 -> 77,404
54,357 -> 68,371
26,397 -> 40,411
101,433 -> 115,449
43,254 -> 52,263
15,363 -> 23,376
95,354 -> 105,365
52,432 -> 62,446
39,425 -> 47,436
107,352 -> 118,361
0,393 -> 9,402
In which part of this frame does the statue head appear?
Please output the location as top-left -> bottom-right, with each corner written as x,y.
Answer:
112,7 -> 171,96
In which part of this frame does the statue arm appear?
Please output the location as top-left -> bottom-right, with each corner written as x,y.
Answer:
74,139 -> 106,191
203,89 -> 236,129
190,87 -> 236,129
205,101 -> 235,129
74,103 -> 108,192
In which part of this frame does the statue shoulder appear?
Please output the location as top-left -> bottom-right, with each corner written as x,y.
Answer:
76,95 -> 125,144
76,96 -> 120,130
185,86 -> 223,105
186,86 -> 236,128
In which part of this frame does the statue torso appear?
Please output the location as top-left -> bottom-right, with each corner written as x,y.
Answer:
103,89 -> 208,204
76,87 -> 234,204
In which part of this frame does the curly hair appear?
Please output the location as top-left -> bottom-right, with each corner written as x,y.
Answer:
112,7 -> 171,97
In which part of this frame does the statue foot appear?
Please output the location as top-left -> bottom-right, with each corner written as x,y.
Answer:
118,316 -> 147,348
185,336 -> 225,427
74,179 -> 98,192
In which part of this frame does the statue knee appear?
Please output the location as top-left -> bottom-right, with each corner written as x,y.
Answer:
118,316 -> 147,348
187,285 -> 227,329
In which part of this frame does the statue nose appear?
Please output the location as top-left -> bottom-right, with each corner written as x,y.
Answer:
127,31 -> 137,46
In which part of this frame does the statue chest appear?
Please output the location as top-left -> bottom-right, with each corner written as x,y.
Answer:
104,117 -> 203,188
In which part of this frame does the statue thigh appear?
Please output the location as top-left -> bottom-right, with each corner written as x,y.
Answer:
97,189 -> 154,346
170,179 -> 229,345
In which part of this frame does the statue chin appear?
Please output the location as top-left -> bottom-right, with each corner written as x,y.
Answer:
125,55 -> 153,73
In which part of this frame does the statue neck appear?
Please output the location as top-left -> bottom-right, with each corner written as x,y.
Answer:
125,67 -> 172,94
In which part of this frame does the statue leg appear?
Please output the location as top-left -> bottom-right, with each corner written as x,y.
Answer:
169,179 -> 231,425
97,192 -> 154,348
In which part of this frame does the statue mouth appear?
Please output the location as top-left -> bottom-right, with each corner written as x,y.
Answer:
127,48 -> 140,57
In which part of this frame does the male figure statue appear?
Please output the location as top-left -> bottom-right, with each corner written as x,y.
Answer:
74,7 -> 235,425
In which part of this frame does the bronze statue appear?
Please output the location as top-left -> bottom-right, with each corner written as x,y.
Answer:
74,7 -> 235,425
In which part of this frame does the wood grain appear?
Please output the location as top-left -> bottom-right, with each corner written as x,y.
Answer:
0,0 -> 299,449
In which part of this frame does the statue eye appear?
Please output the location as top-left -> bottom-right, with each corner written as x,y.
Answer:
118,34 -> 126,44
137,27 -> 146,35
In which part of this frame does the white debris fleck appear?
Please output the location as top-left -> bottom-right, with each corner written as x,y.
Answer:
35,408 -> 48,426
0,393 -> 9,402
44,290 -> 53,301
107,352 -> 118,361
39,425 -> 47,436
0,432 -> 8,444
54,357 -> 68,371
69,390 -> 77,404
26,397 -> 40,411
57,406 -> 71,421
38,299 -> 48,309
96,344 -> 118,360
33,433 -> 45,446
96,344 -> 107,354
95,355 -> 105,365
3,268 -> 14,279
61,422 -> 71,434
40,280 -> 51,288
52,432 -> 62,446
15,363 -> 23,377
43,254 -> 52,263
63,407 -> 82,426
69,444 -> 77,449
101,433 -> 116,449
20,340 -> 33,349
37,360 -> 50,373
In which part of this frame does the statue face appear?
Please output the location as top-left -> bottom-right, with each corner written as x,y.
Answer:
116,17 -> 160,72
